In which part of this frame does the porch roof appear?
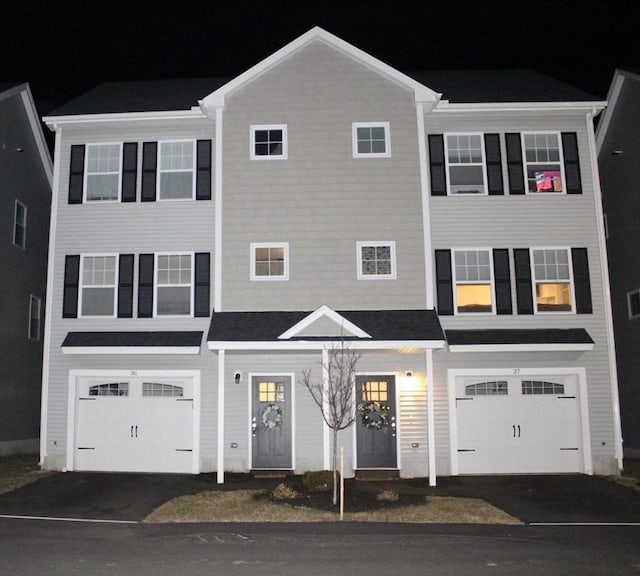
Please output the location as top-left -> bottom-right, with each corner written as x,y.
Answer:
61,331 -> 204,354
445,328 -> 594,352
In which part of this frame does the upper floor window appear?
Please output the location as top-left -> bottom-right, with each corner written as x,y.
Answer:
158,141 -> 195,199
523,133 -> 564,193
446,134 -> 487,195
251,125 -> 287,160
628,289 -> 640,320
453,249 -> 494,313
357,241 -> 396,279
251,243 -> 288,280
13,200 -> 26,248
532,248 -> 573,312
28,295 -> 41,340
85,143 -> 122,201
155,253 -> 193,316
80,255 -> 117,317
352,122 -> 390,158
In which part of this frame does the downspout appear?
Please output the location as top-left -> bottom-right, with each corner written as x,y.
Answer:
587,109 -> 624,471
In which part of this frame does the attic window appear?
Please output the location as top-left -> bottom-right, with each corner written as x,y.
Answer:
353,122 -> 390,158
251,125 -> 287,160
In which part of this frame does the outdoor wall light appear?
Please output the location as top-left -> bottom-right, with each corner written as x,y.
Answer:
234,372 -> 242,385
405,371 -> 413,378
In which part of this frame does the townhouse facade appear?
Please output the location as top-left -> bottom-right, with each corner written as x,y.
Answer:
40,28 -> 621,482
0,82 -> 52,455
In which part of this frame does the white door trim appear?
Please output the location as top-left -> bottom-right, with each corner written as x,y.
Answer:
67,369 -> 201,473
448,367 -> 592,475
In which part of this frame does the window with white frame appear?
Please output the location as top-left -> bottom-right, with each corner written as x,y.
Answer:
453,249 -> 493,313
357,242 -> 396,279
628,289 -> 640,320
251,243 -> 289,280
523,133 -> 564,193
158,141 -> 195,199
80,255 -> 117,317
251,125 -> 287,160
85,143 -> 122,201
352,122 -> 390,157
446,134 -> 487,194
13,200 -> 26,248
28,295 -> 41,340
156,253 -> 193,316
532,248 -> 573,312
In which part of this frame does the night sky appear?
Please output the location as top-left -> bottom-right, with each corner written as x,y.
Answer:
3,0 -> 639,114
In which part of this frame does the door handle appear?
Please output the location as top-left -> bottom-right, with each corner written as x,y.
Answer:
513,424 -> 521,438
517,424 -> 521,438
135,425 -> 138,438
513,424 -> 516,438
131,425 -> 139,438
131,425 -> 134,438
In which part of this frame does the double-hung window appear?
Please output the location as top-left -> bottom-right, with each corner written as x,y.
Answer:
532,248 -> 573,312
13,200 -> 26,248
445,134 -> 487,195
158,141 -> 195,199
251,243 -> 289,280
453,249 -> 494,313
627,289 -> 640,320
523,133 -> 564,193
80,255 -> 117,317
352,122 -> 390,157
28,295 -> 41,340
85,143 -> 122,201
251,125 -> 287,160
155,253 -> 193,316
357,242 -> 396,279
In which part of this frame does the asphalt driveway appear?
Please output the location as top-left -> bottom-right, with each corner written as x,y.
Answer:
0,471 -> 639,524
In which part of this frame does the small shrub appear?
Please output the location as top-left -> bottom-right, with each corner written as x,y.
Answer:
376,488 -> 399,502
271,483 -> 299,501
302,470 -> 336,492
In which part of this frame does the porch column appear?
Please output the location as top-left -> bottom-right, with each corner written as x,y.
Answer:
217,349 -> 225,484
426,349 -> 436,486
322,347 -> 331,470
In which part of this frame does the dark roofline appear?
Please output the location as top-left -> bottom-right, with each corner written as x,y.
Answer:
445,329 -> 594,346
62,331 -> 204,348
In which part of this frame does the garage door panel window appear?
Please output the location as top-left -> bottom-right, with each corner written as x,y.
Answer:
521,380 -> 565,395
80,255 -> 117,317
465,381 -> 508,396
156,254 -> 193,316
142,382 -> 184,397
89,382 -> 129,396
532,248 -> 573,312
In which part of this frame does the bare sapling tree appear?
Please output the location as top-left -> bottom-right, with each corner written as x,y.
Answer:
300,340 -> 360,506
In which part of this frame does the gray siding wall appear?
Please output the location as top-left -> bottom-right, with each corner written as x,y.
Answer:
43,118 -> 217,469
0,90 -> 50,450
426,111 -> 618,474
220,42 -> 426,312
598,76 -> 640,455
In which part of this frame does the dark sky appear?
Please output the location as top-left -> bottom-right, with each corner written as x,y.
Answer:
4,0 -> 639,114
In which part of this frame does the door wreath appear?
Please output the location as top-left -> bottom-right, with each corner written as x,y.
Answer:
358,400 -> 391,430
261,403 -> 283,429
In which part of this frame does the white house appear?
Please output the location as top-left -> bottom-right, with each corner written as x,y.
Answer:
40,28 -> 621,483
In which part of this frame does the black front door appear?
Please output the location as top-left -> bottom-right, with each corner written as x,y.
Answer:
251,376 -> 292,469
356,375 -> 397,468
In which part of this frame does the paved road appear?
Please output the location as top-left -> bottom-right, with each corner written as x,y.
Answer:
1,518 -> 638,575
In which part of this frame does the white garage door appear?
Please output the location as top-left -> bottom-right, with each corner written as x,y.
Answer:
455,374 -> 581,474
75,376 -> 194,473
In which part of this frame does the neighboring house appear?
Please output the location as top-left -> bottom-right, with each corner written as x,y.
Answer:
596,68 -> 640,459
0,83 -> 52,455
40,27 -> 622,483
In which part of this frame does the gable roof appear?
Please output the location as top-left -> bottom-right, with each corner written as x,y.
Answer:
207,309 -> 444,350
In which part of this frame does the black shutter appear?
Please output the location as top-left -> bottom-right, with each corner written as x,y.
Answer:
485,133 -> 504,195
505,133 -> 526,195
514,249 -> 534,314
493,249 -> 512,314
121,143 -> 138,202
141,142 -> 157,202
118,254 -> 134,318
194,252 -> 210,317
572,247 -> 592,314
196,140 -> 212,201
428,135 -> 447,196
562,132 -> 583,194
63,255 -> 80,318
138,254 -> 154,317
435,249 -> 454,315
68,145 -> 85,204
